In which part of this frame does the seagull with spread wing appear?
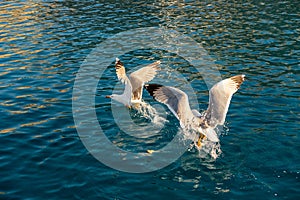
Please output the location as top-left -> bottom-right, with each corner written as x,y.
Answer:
106,58 -> 161,107
144,75 -> 245,147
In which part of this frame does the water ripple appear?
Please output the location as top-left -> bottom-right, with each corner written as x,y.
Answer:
0,1 -> 299,199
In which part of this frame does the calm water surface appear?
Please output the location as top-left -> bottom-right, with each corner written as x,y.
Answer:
0,1 -> 299,199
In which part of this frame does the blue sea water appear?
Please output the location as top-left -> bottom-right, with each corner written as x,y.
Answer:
0,1 -> 299,199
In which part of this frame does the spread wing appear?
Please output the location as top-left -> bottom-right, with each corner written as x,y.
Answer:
115,58 -> 129,84
144,84 -> 195,127
204,74 -> 245,128
129,61 -> 161,101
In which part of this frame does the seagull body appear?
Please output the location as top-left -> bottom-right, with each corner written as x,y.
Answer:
144,75 -> 245,146
106,58 -> 161,107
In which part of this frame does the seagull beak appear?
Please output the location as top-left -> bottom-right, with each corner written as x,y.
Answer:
105,95 -> 111,98
126,105 -> 132,109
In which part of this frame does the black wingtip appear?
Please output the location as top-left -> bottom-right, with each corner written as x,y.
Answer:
144,84 -> 163,97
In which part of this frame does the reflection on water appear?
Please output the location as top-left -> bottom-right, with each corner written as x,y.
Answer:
0,0 -> 299,199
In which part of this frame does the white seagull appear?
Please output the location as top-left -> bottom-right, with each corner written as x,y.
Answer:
144,75 -> 245,147
106,58 -> 161,107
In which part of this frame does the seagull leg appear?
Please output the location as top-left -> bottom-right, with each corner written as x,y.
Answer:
196,133 -> 206,148
197,137 -> 201,147
126,105 -> 132,109
200,133 -> 206,140
133,103 -> 140,109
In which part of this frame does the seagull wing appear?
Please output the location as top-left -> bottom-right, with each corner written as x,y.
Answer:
115,58 -> 130,84
129,61 -> 161,101
192,109 -> 202,117
204,74 -> 245,128
122,79 -> 132,105
144,84 -> 195,127
114,58 -> 132,105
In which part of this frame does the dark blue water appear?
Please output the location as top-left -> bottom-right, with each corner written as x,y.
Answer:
1,1 -> 299,199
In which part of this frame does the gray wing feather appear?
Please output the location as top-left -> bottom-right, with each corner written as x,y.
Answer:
115,58 -> 128,84
150,85 -> 195,128
123,78 -> 132,101
205,75 -> 245,128
130,61 -> 161,83
192,109 -> 202,117
129,61 -> 161,100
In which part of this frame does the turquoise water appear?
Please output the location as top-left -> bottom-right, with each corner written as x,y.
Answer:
1,1 -> 299,199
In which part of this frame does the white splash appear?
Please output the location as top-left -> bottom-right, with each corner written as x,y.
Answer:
135,102 -> 222,159
183,128 -> 222,159
134,101 -> 168,126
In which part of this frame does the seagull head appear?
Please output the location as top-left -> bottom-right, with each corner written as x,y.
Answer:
106,94 -> 120,100
106,94 -> 118,99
